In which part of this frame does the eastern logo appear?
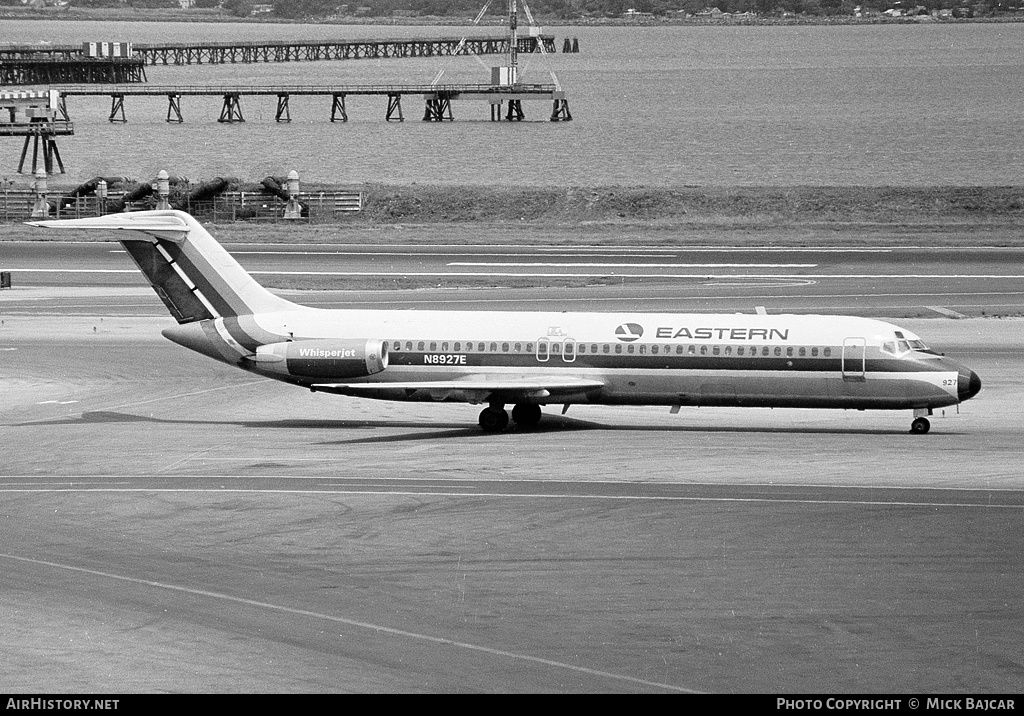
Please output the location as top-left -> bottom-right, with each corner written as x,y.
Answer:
614,323 -> 644,342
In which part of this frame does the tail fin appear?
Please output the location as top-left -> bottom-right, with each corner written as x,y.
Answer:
26,210 -> 296,323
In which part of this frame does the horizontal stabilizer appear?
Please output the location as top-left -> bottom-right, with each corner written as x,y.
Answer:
25,213 -> 190,241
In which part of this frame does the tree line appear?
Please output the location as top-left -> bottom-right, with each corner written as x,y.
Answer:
14,0 -> 1018,19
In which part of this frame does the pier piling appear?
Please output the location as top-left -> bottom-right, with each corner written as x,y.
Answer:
108,94 -> 127,123
166,94 -> 183,123
386,93 -> 404,122
275,94 -> 291,123
218,93 -> 244,123
330,93 -> 348,122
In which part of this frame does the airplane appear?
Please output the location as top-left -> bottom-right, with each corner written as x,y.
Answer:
27,210 -> 981,434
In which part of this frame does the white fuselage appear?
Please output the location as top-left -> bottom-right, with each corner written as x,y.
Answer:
172,307 -> 973,412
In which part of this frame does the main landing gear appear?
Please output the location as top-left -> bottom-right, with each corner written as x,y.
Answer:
478,403 -> 543,432
910,408 -> 932,434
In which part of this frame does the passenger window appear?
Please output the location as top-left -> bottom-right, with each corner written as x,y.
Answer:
564,342 -> 574,355
578,344 -> 586,354
713,346 -> 720,356
526,343 -> 533,352
824,348 -> 832,357
478,342 -> 485,352
453,342 -> 461,352
638,345 -> 646,354
725,346 -> 732,355
430,342 -> 437,352
811,347 -> 818,357
441,342 -> 449,351
603,344 -> 610,354
737,346 -> 745,356
762,347 -> 770,356
490,343 -> 497,352
774,347 -> 782,357
615,344 -> 622,354
688,345 -> 696,355
651,345 -> 658,355
393,341 -> 400,351
786,347 -> 793,357
417,341 -> 425,351
799,347 -> 806,357
502,342 -> 509,352
551,343 -> 560,354
627,345 -> 635,354
676,345 -> 684,354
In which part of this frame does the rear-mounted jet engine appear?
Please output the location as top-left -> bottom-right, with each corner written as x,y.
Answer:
254,339 -> 388,379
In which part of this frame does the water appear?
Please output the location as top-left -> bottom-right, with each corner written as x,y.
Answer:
4,19 -> 1024,186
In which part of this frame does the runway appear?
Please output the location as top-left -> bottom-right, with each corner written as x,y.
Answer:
4,240 -> 1024,318
1,241 -> 1023,693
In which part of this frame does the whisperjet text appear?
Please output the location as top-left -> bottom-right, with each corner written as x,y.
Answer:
656,326 -> 790,340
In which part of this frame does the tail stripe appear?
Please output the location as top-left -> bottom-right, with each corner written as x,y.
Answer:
153,241 -> 221,319
165,241 -> 247,318
120,239 -> 215,324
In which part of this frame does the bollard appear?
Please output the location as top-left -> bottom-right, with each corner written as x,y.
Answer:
30,168 -> 49,219
155,169 -> 170,210
284,170 -> 302,220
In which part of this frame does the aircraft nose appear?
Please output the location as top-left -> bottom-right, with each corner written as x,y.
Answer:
958,368 -> 982,402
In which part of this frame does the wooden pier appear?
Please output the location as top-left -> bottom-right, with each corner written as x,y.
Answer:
57,83 -> 571,123
0,58 -> 147,86
0,35 -> 556,67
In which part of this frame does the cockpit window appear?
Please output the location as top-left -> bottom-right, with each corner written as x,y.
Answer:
881,341 -> 896,355
898,340 -> 911,353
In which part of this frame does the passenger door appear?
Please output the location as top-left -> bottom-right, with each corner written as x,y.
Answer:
842,337 -> 866,382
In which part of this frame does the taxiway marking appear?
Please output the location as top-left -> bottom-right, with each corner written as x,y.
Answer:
0,552 -> 699,694
1,486 -> 1021,509
448,262 -> 819,268
926,305 -> 969,319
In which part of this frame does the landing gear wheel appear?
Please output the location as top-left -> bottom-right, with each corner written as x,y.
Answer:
511,403 -> 542,428
910,417 -> 931,434
479,406 -> 509,432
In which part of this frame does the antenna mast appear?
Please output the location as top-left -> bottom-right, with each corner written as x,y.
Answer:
508,0 -> 518,85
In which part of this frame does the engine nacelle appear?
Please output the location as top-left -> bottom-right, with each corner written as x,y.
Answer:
254,339 -> 388,379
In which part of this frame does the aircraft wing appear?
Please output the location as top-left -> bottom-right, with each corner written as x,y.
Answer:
311,376 -> 605,402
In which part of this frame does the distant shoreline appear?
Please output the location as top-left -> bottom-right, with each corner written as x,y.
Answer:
3,7 -> 1024,28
